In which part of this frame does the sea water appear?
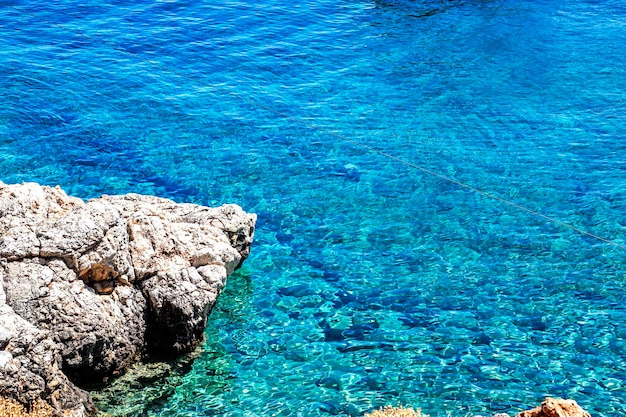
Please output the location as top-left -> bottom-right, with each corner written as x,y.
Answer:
1,0 -> 626,416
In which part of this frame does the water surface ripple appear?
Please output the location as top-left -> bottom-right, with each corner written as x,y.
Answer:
1,0 -> 626,416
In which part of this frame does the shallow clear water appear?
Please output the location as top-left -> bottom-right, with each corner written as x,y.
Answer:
2,0 -> 626,416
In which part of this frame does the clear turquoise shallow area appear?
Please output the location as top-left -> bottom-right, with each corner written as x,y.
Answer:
2,0 -> 626,416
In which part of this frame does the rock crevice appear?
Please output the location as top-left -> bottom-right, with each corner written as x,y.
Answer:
0,182 -> 256,417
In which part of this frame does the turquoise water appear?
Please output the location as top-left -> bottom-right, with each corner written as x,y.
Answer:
2,0 -> 626,416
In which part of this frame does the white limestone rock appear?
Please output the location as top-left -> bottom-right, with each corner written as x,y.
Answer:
0,181 -> 256,416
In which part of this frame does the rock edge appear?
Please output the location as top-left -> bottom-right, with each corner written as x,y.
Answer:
0,181 -> 256,417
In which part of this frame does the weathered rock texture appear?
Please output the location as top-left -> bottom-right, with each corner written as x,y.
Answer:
517,398 -> 591,417
0,181 -> 256,417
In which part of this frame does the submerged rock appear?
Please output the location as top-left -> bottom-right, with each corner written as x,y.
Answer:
0,181 -> 256,416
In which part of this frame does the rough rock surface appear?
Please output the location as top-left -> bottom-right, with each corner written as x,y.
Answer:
517,398 -> 591,417
0,300 -> 94,417
0,181 -> 256,416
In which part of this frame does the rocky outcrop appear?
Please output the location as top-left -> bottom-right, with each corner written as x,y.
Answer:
0,181 -> 256,416
517,398 -> 590,417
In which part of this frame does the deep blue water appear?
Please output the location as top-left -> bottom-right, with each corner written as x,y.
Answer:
2,0 -> 626,416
